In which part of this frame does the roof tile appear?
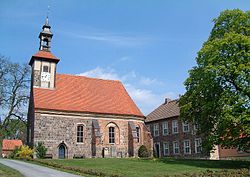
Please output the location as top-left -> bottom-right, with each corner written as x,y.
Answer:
29,51 -> 60,65
2,139 -> 23,151
33,74 -> 144,117
145,99 -> 179,122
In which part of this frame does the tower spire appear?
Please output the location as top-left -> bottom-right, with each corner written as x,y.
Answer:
45,5 -> 50,26
45,16 -> 49,26
39,13 -> 53,52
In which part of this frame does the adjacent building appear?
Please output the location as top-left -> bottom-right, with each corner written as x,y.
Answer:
27,17 -> 152,159
146,98 -> 250,160
2,139 -> 23,158
145,99 -> 206,158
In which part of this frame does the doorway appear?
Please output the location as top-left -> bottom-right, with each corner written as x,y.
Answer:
154,142 -> 160,158
58,144 -> 66,159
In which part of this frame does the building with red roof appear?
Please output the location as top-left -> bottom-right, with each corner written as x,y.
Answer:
27,17 -> 152,159
2,139 -> 23,158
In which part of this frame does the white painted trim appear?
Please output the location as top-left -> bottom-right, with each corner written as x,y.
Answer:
183,139 -> 191,154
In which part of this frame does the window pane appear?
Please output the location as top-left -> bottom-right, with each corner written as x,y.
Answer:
163,142 -> 169,155
77,125 -> 84,143
109,127 -> 115,144
43,66 -> 49,72
136,127 -> 140,143
172,120 -> 178,133
162,122 -> 168,135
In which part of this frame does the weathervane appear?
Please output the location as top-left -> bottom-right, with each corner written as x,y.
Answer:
47,5 -> 50,18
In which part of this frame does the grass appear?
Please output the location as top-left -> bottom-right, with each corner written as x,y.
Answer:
33,158 -> 250,177
0,163 -> 24,177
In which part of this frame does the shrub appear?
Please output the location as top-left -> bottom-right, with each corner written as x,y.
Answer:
35,142 -> 47,159
8,146 -> 21,159
138,145 -> 149,158
16,145 -> 33,160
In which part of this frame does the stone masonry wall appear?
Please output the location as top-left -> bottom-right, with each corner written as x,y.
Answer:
33,111 -> 153,159
34,113 -> 93,158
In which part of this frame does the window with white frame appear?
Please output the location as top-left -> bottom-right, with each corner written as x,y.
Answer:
173,141 -> 179,154
172,120 -> 178,134
77,124 -> 84,143
194,122 -> 199,131
195,138 -> 202,153
163,142 -> 169,156
153,124 -> 159,136
184,140 -> 191,154
162,122 -> 168,135
182,122 -> 189,132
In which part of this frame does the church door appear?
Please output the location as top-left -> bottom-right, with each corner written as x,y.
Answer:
58,144 -> 65,159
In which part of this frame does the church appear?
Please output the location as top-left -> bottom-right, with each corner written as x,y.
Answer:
27,17 -> 153,159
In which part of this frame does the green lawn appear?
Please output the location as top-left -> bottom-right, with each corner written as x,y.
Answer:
0,163 -> 24,177
35,158 -> 250,177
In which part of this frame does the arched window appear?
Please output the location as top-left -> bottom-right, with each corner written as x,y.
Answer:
77,125 -> 84,143
109,127 -> 115,144
136,126 -> 140,143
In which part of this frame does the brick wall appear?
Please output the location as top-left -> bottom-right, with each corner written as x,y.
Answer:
146,116 -> 206,158
218,145 -> 250,159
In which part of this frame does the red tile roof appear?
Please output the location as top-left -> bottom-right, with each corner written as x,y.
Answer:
2,139 -> 23,151
29,51 -> 60,65
146,99 -> 179,122
33,74 -> 144,118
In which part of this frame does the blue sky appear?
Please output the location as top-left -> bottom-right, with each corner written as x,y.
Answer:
0,1 -> 249,115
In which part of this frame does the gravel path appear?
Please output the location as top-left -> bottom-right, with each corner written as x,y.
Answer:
0,159 -> 83,177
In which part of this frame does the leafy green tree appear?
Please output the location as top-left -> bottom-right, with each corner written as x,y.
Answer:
179,9 -> 250,152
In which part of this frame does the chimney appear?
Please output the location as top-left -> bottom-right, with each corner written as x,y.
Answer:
164,98 -> 171,104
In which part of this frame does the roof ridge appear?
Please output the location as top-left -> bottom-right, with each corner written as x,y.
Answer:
167,99 -> 179,103
57,73 -> 122,83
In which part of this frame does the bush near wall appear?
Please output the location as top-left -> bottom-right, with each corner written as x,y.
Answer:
35,142 -> 47,159
138,145 -> 150,158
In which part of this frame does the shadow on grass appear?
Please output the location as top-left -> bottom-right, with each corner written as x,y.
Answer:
157,158 -> 250,169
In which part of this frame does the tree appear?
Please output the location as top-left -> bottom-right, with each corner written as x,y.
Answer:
179,9 -> 250,152
0,56 -> 30,143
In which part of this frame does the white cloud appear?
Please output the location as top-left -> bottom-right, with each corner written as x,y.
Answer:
119,56 -> 131,62
77,67 -> 178,115
59,31 -> 153,47
139,77 -> 163,86
78,67 -> 120,81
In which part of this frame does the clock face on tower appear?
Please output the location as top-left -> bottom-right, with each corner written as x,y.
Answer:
41,72 -> 51,82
